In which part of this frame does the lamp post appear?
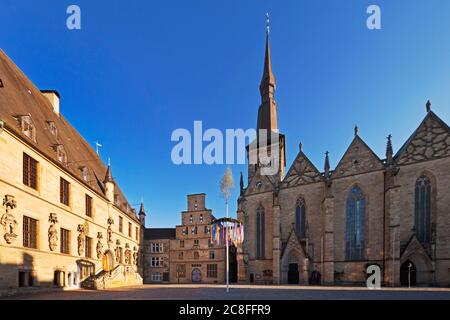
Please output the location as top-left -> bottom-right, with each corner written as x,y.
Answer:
219,167 -> 234,293
408,262 -> 412,288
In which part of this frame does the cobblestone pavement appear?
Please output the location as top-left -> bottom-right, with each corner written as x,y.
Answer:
4,284 -> 450,300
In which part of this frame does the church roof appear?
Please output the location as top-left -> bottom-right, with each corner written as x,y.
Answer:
0,49 -> 138,222
394,109 -> 450,165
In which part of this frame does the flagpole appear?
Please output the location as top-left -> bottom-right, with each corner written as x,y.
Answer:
226,199 -> 229,293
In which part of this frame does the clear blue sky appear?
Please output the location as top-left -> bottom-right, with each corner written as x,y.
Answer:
1,1 -> 449,227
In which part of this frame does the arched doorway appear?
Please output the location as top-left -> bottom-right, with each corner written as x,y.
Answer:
192,268 -> 201,283
288,263 -> 299,284
400,260 -> 417,287
102,250 -> 115,272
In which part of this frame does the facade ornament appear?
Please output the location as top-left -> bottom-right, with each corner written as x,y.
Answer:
124,243 -> 131,265
426,100 -> 431,113
1,195 -> 18,244
133,246 -> 138,265
354,125 -> 359,136
48,213 -> 58,251
77,224 -> 86,256
107,217 -> 114,247
96,232 -> 104,259
115,239 -> 122,263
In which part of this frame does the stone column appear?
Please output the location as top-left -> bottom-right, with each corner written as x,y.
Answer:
384,185 -> 401,286
323,196 -> 335,285
237,208 -> 247,283
272,204 -> 281,284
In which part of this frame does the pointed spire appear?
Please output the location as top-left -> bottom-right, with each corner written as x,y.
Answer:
259,14 -> 276,102
324,151 -> 330,177
240,171 -> 244,196
386,134 -> 393,166
103,164 -> 114,184
426,100 -> 431,113
139,201 -> 146,216
257,13 -> 278,132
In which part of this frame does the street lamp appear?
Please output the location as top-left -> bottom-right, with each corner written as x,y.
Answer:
408,262 -> 412,288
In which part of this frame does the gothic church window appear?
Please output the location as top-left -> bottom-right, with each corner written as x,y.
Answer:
295,198 -> 306,239
415,176 -> 432,244
256,206 -> 265,259
345,186 -> 365,260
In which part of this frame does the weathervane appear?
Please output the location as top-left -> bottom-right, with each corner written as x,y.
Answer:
266,13 -> 270,35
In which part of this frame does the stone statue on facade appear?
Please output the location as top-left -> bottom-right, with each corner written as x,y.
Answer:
48,213 -> 58,251
77,224 -> 85,256
96,232 -> 104,259
1,195 -> 18,244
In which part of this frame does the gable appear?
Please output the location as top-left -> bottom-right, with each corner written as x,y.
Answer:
395,112 -> 450,165
244,167 -> 276,195
281,229 -> 307,261
282,151 -> 322,188
332,136 -> 384,179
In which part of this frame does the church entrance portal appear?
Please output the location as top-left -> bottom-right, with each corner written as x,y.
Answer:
192,268 -> 201,283
400,260 -> 417,287
288,263 -> 299,284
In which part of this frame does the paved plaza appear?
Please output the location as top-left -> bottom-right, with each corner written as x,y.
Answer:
3,284 -> 450,300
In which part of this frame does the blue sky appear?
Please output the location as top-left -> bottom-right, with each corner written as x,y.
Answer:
1,1 -> 449,227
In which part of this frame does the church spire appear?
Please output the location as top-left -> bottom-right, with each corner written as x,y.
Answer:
324,151 -> 330,178
386,134 -> 393,166
257,13 -> 278,132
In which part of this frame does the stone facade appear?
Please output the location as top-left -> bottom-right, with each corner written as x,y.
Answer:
0,50 -> 143,296
237,30 -> 450,287
144,194 -> 226,284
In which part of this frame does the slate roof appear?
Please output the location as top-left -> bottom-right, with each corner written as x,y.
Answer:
0,49 -> 138,222
144,228 -> 176,240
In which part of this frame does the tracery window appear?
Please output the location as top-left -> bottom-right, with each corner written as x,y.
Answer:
256,206 -> 265,259
295,198 -> 306,238
345,186 -> 365,260
415,176 -> 432,244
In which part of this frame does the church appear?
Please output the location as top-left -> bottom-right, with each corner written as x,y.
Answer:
236,21 -> 450,287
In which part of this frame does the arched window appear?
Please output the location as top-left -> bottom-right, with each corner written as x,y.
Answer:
415,176 -> 432,244
256,206 -> 265,259
295,198 -> 306,238
345,186 -> 366,260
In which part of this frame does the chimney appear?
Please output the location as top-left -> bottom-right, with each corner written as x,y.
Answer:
41,90 -> 60,116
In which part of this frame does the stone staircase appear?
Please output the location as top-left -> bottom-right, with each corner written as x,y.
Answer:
80,265 -> 143,290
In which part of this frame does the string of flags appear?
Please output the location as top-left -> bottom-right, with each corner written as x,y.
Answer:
210,217 -> 244,247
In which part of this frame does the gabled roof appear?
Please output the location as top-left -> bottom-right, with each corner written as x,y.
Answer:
331,134 -> 384,179
0,49 -> 138,222
281,149 -> 322,188
144,228 -> 176,240
394,111 -> 450,165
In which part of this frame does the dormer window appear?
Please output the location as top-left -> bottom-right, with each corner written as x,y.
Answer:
54,145 -> 67,164
48,121 -> 58,138
20,115 -> 36,141
80,166 -> 89,182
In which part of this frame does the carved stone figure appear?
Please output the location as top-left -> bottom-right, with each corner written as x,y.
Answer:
133,246 -> 138,265
1,195 -> 18,244
96,232 -> 103,259
107,217 -> 114,247
77,224 -> 85,256
115,239 -> 122,263
48,213 -> 58,251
